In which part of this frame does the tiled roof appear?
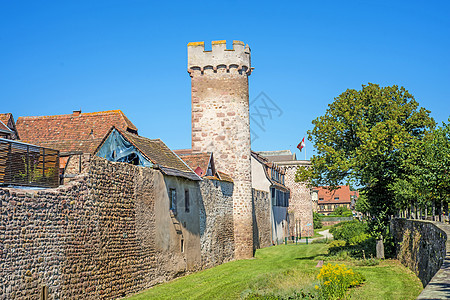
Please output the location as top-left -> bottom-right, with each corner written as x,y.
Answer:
0,114 -> 11,127
116,129 -> 199,180
174,149 -> 234,182
175,152 -> 211,177
173,149 -> 194,155
0,113 -> 19,139
315,186 -> 359,204
16,110 -> 137,154
217,171 -> 233,182
0,120 -> 11,133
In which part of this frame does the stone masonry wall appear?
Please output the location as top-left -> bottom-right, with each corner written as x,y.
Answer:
391,218 -> 447,287
0,176 -> 89,300
283,165 -> 314,237
198,179 -> 234,269
1,157 -> 234,299
252,189 -> 272,249
189,40 -> 254,259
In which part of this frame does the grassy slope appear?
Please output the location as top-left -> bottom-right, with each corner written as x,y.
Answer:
126,244 -> 422,300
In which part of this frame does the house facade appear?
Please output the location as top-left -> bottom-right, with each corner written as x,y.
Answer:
313,185 -> 359,215
251,151 -> 290,245
257,150 -> 314,238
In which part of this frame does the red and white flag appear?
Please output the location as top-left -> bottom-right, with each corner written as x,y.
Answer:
297,137 -> 305,152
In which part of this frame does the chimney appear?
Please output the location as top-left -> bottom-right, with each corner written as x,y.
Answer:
73,110 -> 81,116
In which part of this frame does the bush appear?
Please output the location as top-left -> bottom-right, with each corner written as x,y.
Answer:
313,212 -> 323,229
330,220 -> 367,244
332,206 -> 353,217
315,263 -> 365,299
328,239 -> 346,249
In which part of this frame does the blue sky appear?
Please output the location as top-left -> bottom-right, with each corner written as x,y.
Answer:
1,1 -> 449,159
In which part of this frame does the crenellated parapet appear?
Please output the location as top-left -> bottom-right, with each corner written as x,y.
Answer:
187,40 -> 252,75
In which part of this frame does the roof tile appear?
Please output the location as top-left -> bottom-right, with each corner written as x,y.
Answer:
16,110 -> 137,154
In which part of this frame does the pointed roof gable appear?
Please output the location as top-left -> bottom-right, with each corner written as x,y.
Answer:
95,127 -> 200,181
174,151 -> 212,177
0,113 -> 19,139
16,110 -> 137,154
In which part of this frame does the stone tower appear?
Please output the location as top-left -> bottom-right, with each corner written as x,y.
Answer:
188,40 -> 253,259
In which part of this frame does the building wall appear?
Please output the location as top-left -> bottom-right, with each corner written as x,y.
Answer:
283,165 -> 314,237
188,40 -> 253,259
251,156 -> 271,192
0,157 -> 235,299
252,189 -> 272,249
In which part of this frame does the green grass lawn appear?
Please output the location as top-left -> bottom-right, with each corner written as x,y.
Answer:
126,244 -> 423,300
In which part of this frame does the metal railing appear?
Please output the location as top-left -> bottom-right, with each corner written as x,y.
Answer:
0,138 -> 60,188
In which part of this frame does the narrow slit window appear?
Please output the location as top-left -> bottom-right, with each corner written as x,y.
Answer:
185,189 -> 190,213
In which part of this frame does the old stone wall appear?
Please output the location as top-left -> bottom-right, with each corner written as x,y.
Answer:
198,179 -> 235,269
1,157 -> 235,299
283,165 -> 314,237
391,218 -> 448,287
0,176 -> 89,300
252,189 -> 272,249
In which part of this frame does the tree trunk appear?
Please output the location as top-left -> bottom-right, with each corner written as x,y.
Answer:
433,201 -> 436,221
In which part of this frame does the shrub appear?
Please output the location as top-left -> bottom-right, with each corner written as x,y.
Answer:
315,263 -> 365,299
328,239 -> 346,248
330,220 -> 367,244
313,212 -> 323,229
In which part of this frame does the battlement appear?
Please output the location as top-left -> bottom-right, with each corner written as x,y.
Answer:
188,40 -> 251,75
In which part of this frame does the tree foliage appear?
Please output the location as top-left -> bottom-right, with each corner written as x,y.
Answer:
297,83 -> 436,236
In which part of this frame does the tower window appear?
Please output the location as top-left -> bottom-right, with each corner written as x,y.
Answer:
185,189 -> 190,213
169,188 -> 177,214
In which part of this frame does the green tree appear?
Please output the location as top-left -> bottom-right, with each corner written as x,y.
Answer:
297,83 -> 435,237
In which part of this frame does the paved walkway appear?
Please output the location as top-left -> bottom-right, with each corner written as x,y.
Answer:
294,229 -> 333,244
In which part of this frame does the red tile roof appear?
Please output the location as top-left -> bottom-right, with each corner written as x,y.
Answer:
314,186 -> 359,204
174,149 -> 234,182
175,152 -> 212,177
0,120 -> 11,132
0,113 -> 19,139
16,110 -> 137,154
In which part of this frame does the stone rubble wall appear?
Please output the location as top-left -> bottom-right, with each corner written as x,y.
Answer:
0,176 -> 89,300
0,157 -> 237,299
283,166 -> 314,237
391,218 -> 448,287
252,189 -> 272,249
198,179 -> 234,269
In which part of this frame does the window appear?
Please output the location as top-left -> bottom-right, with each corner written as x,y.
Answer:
320,205 -> 325,210
169,188 -> 177,213
334,197 -> 339,200
185,189 -> 190,213
319,198 -> 324,201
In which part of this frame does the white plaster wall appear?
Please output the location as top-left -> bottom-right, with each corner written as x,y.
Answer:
251,156 -> 271,192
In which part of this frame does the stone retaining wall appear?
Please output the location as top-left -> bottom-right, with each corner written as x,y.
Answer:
391,218 -> 450,298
